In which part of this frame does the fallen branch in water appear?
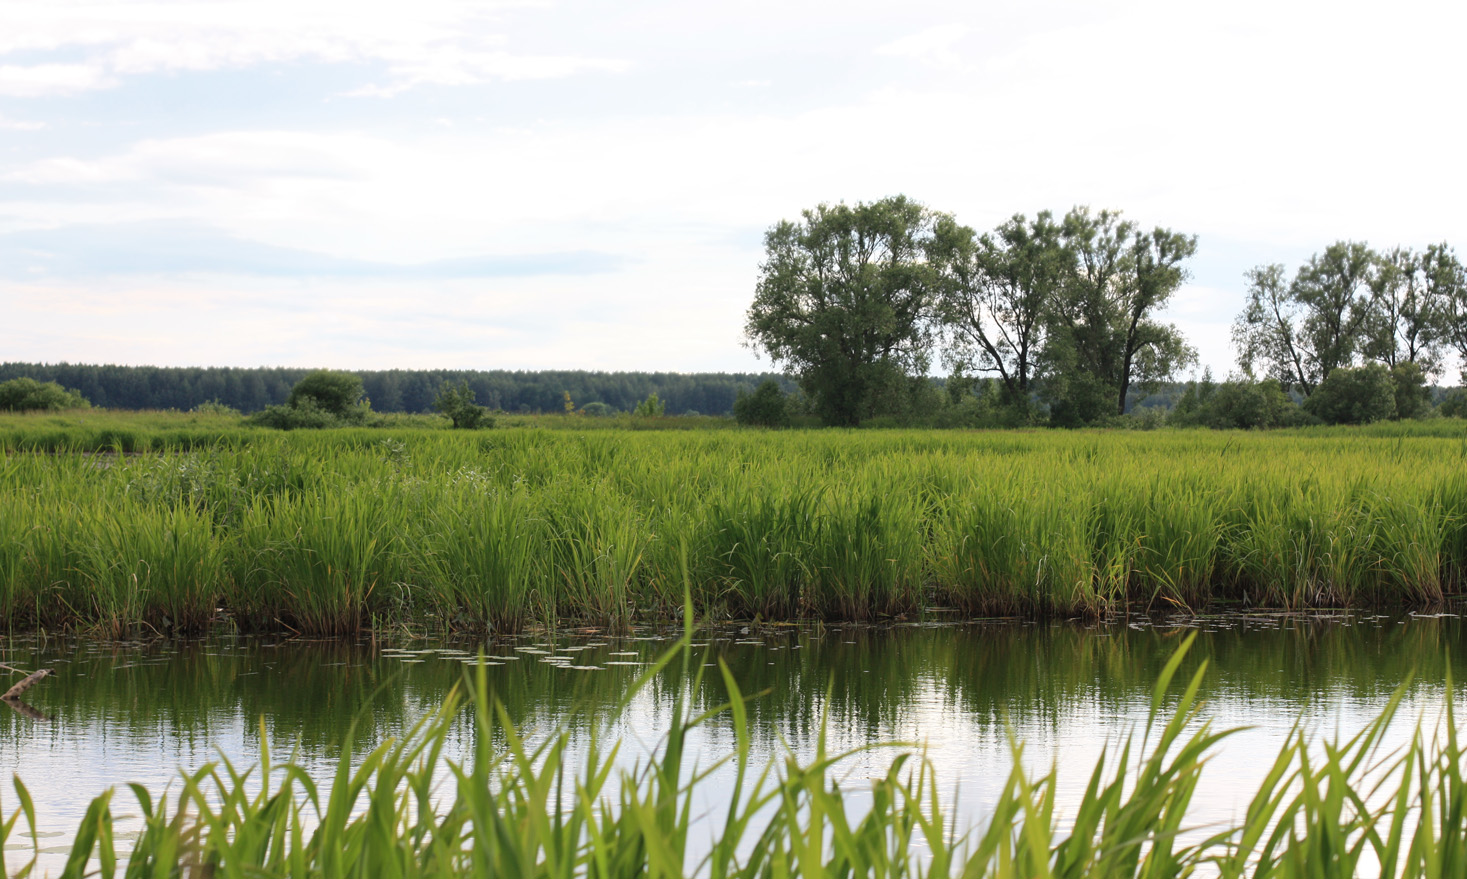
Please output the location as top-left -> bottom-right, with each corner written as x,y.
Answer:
1,667 -> 52,701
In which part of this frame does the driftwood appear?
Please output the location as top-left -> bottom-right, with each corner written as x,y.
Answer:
0,664 -> 52,721
2,668 -> 52,701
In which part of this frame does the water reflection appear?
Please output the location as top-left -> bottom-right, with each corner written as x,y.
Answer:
0,612 -> 1459,868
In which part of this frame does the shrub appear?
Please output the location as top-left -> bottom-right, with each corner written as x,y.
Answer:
246,397 -> 342,430
1390,361 -> 1431,419
248,370 -> 371,429
1303,364 -> 1397,425
1170,375 -> 1303,429
287,370 -> 369,421
191,399 -> 240,416
733,380 -> 791,427
433,381 -> 494,429
580,401 -> 616,417
0,377 -> 90,411
1440,389 -> 1467,419
632,392 -> 665,417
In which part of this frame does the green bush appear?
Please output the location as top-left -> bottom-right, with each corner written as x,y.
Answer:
287,370 -> 369,420
0,377 -> 89,411
580,401 -> 616,417
1390,361 -> 1431,419
433,380 -> 494,429
246,397 -> 343,430
1439,389 -> 1467,419
632,392 -> 665,417
191,399 -> 240,416
248,370 -> 370,429
1172,376 -> 1304,430
733,379 -> 791,427
1304,364 -> 1397,425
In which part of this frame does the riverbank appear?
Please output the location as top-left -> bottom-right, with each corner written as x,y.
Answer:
3,418 -> 1465,634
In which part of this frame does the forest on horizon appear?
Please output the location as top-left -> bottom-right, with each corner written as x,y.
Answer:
0,362 -> 796,416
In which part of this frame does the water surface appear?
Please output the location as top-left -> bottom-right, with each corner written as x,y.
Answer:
0,611 -> 1459,870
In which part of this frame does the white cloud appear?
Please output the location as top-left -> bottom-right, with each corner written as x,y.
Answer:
0,63 -> 117,96
0,251 -> 765,371
876,23 -> 971,70
0,113 -> 46,130
0,0 -> 624,96
4,132 -> 371,189
344,49 -> 626,97
4,0 -> 1467,373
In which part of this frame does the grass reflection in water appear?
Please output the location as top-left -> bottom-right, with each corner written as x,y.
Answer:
3,622 -> 1467,877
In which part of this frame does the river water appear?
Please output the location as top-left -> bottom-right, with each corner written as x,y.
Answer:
0,611 -> 1460,871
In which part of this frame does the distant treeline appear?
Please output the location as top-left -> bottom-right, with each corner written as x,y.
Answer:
0,363 -> 796,415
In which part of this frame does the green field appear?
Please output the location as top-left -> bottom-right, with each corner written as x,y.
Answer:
3,411 -> 1466,634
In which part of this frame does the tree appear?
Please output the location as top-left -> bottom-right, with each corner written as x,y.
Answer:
733,379 -> 791,427
1429,247 -> 1467,383
744,196 -> 942,426
1046,208 -> 1197,419
932,211 -> 1063,409
1234,242 -> 1377,395
1362,246 -> 1450,377
288,370 -> 367,419
0,377 -> 89,411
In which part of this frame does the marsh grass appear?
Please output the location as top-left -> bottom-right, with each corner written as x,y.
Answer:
2,425 -> 1467,633
416,481 -> 542,630
11,632 -> 1467,878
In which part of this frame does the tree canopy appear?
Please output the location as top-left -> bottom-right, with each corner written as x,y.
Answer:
1044,209 -> 1197,421
1235,242 -> 1466,392
750,198 -> 1200,427
932,211 -> 1063,411
744,195 -> 943,426
0,364 -> 792,416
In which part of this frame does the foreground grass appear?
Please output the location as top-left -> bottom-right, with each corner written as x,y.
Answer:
6,633 -> 1467,879
2,416 -> 1467,633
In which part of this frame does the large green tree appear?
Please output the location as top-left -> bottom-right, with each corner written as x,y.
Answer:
931,211 -> 1064,410
1234,241 -> 1377,394
1426,247 -> 1467,383
1361,245 -> 1453,377
744,196 -> 942,426
1045,208 -> 1197,420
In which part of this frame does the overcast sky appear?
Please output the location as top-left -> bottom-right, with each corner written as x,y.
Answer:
3,0 -> 1465,376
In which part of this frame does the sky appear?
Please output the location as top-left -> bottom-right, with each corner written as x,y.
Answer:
2,0 -> 1465,377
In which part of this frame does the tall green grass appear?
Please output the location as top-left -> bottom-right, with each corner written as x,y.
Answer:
11,633 -> 1467,878
2,425 -> 1466,633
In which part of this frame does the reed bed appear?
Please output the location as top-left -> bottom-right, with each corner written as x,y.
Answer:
8,632 -> 1467,878
2,425 -> 1466,633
